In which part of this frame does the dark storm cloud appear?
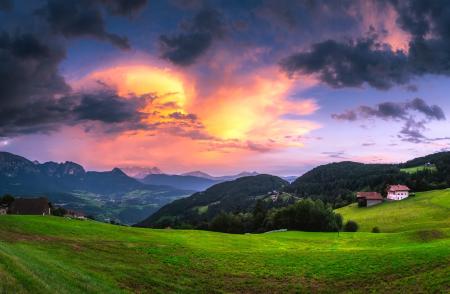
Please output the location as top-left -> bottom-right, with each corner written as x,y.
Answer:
0,31 -> 69,109
0,0 -> 12,11
280,0 -> 450,89
0,90 -> 150,136
100,0 -> 148,16
73,92 -> 148,124
332,98 -> 446,143
169,0 -> 204,10
280,37 -> 411,90
159,8 -> 224,66
257,0 -> 356,31
36,0 -> 148,49
0,1 -> 150,137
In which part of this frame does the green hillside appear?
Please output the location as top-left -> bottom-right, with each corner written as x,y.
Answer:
337,189 -> 450,232
400,164 -> 437,174
1,212 -> 449,293
138,174 -> 289,228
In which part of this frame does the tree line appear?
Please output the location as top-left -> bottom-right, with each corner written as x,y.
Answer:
172,198 -> 360,234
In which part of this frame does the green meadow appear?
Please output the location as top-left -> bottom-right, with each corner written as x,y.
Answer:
0,190 -> 449,293
400,164 -> 437,174
337,189 -> 450,232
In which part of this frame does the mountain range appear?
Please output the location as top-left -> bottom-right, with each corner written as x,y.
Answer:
139,171 -> 261,191
119,166 -> 163,179
0,152 -> 191,224
2,150 -> 449,227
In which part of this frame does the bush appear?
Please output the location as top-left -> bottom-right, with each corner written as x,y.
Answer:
344,220 -> 359,232
51,207 -> 67,217
0,194 -> 14,206
270,199 -> 343,232
372,227 -> 380,233
209,212 -> 247,234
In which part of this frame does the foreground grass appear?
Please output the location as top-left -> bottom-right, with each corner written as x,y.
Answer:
337,189 -> 450,232
0,214 -> 449,293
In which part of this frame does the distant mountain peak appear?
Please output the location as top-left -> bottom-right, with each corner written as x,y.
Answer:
111,167 -> 127,176
181,171 -> 214,179
120,166 -> 163,179
180,170 -> 259,181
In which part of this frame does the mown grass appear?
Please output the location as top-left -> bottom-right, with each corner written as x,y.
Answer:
400,164 -> 437,174
0,190 -> 449,293
337,189 -> 450,232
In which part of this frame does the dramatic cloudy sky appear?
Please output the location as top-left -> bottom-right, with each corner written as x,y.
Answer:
0,0 -> 449,175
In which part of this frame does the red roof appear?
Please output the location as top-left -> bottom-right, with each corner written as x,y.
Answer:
356,192 -> 383,200
387,185 -> 410,192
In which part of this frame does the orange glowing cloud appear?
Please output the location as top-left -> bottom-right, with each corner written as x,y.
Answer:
193,66 -> 319,142
69,62 -> 321,169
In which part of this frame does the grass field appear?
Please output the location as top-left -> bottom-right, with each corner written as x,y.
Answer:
0,191 -> 449,293
337,189 -> 450,232
400,164 -> 437,174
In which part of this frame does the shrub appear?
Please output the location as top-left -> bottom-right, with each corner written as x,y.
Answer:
0,194 -> 14,206
372,227 -> 380,233
270,199 -> 343,232
51,207 -> 67,217
344,220 -> 359,232
209,212 -> 247,234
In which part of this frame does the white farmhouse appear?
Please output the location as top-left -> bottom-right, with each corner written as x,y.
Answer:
386,185 -> 410,200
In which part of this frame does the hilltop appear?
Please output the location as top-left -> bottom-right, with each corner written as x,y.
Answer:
286,151 -> 450,207
337,189 -> 450,232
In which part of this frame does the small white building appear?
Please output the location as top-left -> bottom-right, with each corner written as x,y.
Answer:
386,185 -> 410,200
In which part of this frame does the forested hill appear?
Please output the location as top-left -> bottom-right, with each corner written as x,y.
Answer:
136,174 -> 289,228
286,151 -> 450,207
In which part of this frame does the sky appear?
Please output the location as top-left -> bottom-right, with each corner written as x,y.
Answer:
0,0 -> 449,176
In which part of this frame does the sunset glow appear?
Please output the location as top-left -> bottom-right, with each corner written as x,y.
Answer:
1,0 -> 448,175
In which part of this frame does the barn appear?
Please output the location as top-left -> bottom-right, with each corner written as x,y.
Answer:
356,192 -> 383,207
9,197 -> 51,215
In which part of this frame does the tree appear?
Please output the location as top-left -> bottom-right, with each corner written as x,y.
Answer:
252,199 -> 267,232
344,220 -> 359,232
269,199 -> 343,232
0,194 -> 14,206
52,207 -> 67,217
209,212 -> 248,234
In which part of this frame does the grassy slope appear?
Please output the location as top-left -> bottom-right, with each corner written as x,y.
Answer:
400,164 -> 437,174
0,190 -> 449,293
337,189 -> 450,232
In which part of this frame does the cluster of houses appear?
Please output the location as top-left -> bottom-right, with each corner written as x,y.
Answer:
0,196 -> 86,219
268,190 -> 280,202
357,184 -> 411,207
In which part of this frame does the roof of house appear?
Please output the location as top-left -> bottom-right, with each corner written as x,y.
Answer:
356,192 -> 383,200
387,185 -> 410,192
9,197 -> 50,215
